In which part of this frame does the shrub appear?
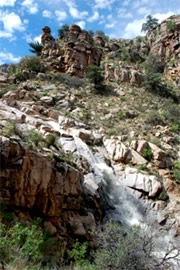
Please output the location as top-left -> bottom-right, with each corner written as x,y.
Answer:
94,221 -> 157,270
58,24 -> 69,39
142,147 -> 153,161
169,124 -> 180,133
45,134 -> 57,147
85,65 -> 105,93
158,190 -> 169,201
19,56 -> 46,73
68,241 -> 90,266
145,111 -> 164,126
0,218 -> 62,268
50,72 -> 84,88
26,129 -> 44,148
0,88 -> 8,98
95,30 -> 109,41
3,120 -> 16,136
143,71 -> 177,100
166,20 -> 176,32
144,54 -> 165,73
173,161 -> 180,184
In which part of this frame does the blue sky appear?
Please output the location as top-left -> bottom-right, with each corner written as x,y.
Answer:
0,0 -> 180,65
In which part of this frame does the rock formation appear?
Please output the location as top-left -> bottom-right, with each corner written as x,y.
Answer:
41,25 -> 103,77
0,136 -> 102,239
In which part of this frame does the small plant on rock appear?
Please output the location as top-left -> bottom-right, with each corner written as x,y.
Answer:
166,20 -> 176,32
142,146 -> 153,161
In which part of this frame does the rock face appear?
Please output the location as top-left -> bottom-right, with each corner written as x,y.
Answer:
105,61 -> 143,86
41,26 -> 55,46
144,15 -> 180,84
0,136 -> 101,238
41,25 -> 103,76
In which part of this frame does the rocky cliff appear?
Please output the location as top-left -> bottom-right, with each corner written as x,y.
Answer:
0,14 -> 180,270
39,16 -> 180,86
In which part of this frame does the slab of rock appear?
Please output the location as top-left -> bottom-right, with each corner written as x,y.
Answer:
104,138 -> 147,165
122,167 -> 162,197
149,142 -> 172,168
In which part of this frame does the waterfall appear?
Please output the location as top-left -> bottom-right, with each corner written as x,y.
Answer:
74,136 -> 145,226
73,136 -> 180,269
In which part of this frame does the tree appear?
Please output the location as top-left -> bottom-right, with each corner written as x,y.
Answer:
28,41 -> 43,56
95,30 -> 109,41
93,222 -> 180,270
141,15 -> 159,32
58,24 -> 69,39
88,30 -> 94,37
85,65 -> 104,93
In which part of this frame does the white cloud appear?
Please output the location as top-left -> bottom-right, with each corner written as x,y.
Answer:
69,7 -> 88,19
0,11 -> 25,33
123,18 -> 145,38
137,7 -> 151,15
0,51 -> 21,65
21,0 -> 38,14
153,11 -> 174,23
87,10 -> 99,22
23,19 -> 29,24
42,10 -> 52,18
105,23 -> 114,28
55,10 -> 67,22
118,8 -> 133,18
76,20 -> 86,29
123,11 -> 174,38
25,34 -> 41,43
94,0 -> 116,9
0,0 -> 16,7
122,0 -> 131,6
0,31 -> 12,38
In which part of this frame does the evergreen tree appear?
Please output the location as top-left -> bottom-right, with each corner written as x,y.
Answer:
58,24 -> 69,39
141,15 -> 159,32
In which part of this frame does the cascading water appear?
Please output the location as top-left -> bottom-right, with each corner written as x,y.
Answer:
74,136 -> 146,226
73,136 -> 180,269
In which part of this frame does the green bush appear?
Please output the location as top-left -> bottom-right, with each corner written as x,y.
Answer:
85,65 -> 104,93
166,20 -> 176,32
94,221 -> 155,270
58,24 -> 69,39
0,88 -> 8,98
143,71 -> 178,100
19,56 -> 46,73
0,220 -> 45,263
145,111 -> 164,126
68,241 -> 90,266
26,129 -> 44,148
173,161 -> 180,184
50,72 -> 84,88
144,54 -> 165,74
142,147 -> 153,161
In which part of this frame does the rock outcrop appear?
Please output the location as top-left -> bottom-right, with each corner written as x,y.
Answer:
41,25 -> 103,76
105,61 -> 143,86
0,136 -> 102,238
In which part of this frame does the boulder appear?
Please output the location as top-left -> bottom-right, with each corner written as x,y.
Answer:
122,167 -> 162,197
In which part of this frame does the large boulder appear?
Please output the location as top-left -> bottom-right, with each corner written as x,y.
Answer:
122,167 -> 162,197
